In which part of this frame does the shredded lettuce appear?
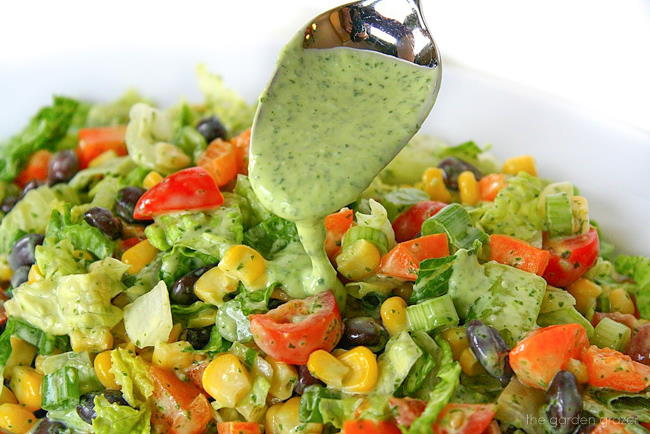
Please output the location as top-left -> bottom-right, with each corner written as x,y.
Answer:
123,281 -> 173,348
92,394 -> 151,434
46,206 -> 115,259
355,199 -> 396,250
374,331 -> 422,395
86,89 -> 152,127
421,203 -> 487,251
265,242 -> 313,299
39,351 -> 102,394
447,249 -> 494,318
68,156 -> 137,191
379,187 -> 429,221
583,388 -> 650,423
35,239 -> 85,278
380,135 -> 449,185
615,255 -> 650,319
243,215 -> 299,259
234,175 -> 271,227
159,247 -> 217,287
110,348 -> 154,407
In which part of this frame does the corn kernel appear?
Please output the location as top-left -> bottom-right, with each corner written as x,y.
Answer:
566,358 -> 589,384
422,167 -> 452,202
380,296 -> 408,336
503,155 -> 537,176
9,367 -> 42,411
219,245 -> 266,289
568,278 -> 602,318
0,403 -> 36,433
153,341 -> 196,371
335,239 -> 381,281
266,357 -> 298,401
571,196 -> 590,235
459,348 -> 483,376
0,259 -> 12,282
27,264 -> 43,284
94,351 -> 120,389
202,353 -> 252,408
194,266 -> 239,307
307,350 -> 350,388
0,387 -> 16,405
71,327 -> 113,353
72,249 -> 94,261
609,288 -> 635,315
458,171 -> 480,206
442,327 -> 469,361
167,323 -> 183,343
122,239 -> 158,274
4,337 -> 37,379
338,346 -> 378,394
143,171 -> 164,189
266,397 -> 323,434
88,150 -> 118,168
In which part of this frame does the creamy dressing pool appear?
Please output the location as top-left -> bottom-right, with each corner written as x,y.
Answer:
250,32 -> 439,295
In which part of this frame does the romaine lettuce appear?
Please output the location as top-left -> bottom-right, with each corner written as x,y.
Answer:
35,239 -> 85,278
86,89 -> 152,127
110,348 -> 154,407
615,255 -> 650,319
92,394 -> 151,434
123,281 -> 173,348
47,207 -> 115,259
374,331 -> 422,395
243,215 -> 299,258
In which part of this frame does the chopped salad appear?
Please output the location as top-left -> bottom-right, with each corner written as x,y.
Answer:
0,66 -> 648,434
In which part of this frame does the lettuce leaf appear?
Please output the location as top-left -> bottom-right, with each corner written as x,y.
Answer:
0,96 -> 83,181
159,247 -> 217,287
92,394 -> 151,434
86,89 -> 152,127
355,199 -> 396,250
68,156 -> 138,191
447,249 -> 494,318
615,255 -> 650,319
234,175 -> 271,227
46,207 -> 115,259
374,331 -> 423,395
35,239 -> 85,278
380,135 -> 449,185
583,388 -> 650,423
39,351 -> 102,394
123,281 -> 173,348
479,173 -> 546,246
243,215 -> 299,259
110,348 -> 154,407
379,187 -> 429,221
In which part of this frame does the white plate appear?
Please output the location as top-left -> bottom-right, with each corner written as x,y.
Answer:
1,38 -> 649,256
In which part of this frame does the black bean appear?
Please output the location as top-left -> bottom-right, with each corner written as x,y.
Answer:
196,116 -> 227,143
185,327 -> 212,349
19,180 -> 43,200
9,233 -> 44,270
170,265 -> 213,305
10,265 -> 30,288
268,298 -> 286,310
466,319 -> 512,386
294,365 -> 323,395
84,207 -> 122,239
48,150 -> 79,185
77,390 -> 128,424
32,419 -> 67,434
545,370 -> 582,434
1,195 -> 18,213
341,317 -> 387,352
116,187 -> 149,224
438,157 -> 482,190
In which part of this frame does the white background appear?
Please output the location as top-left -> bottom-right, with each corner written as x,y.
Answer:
0,0 -> 649,134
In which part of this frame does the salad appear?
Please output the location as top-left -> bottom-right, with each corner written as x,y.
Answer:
0,64 -> 648,434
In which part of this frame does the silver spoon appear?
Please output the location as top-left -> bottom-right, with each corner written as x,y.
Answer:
303,0 -> 440,69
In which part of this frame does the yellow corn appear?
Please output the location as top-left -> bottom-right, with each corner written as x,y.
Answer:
219,245 -> 266,289
143,171 -> 164,189
380,296 -> 408,336
502,155 -> 537,176
94,351 -> 120,389
0,256 -> 13,282
4,337 -> 37,379
422,167 -> 452,202
194,266 -> 239,306
0,387 -> 17,405
568,278 -> 602,317
153,341 -> 196,371
335,239 -> 381,281
202,353 -> 252,408
459,348 -> 483,376
266,357 -> 298,401
571,196 -> 590,235
307,350 -> 350,388
88,150 -> 118,168
266,397 -> 323,434
458,171 -> 480,206
167,323 -> 183,343
609,288 -> 635,315
0,403 -> 36,433
70,327 -> 113,353
338,346 -> 378,394
442,327 -> 469,361
9,367 -> 42,411
27,264 -> 43,284
72,249 -> 95,261
122,239 -> 158,274
566,358 -> 589,384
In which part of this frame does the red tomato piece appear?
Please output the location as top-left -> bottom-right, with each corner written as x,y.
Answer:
392,201 -> 447,243
15,150 -> 52,187
217,422 -> 261,434
378,233 -> 450,281
198,139 -> 238,187
433,404 -> 496,434
324,208 -> 354,258
185,361 -> 209,394
478,174 -> 507,202
591,419 -> 632,434
389,397 -> 426,428
150,365 -> 211,434
77,126 -> 127,168
582,345 -> 650,393
249,290 -> 343,365
133,166 -> 223,219
543,228 -> 599,287
626,323 -> 650,365
342,420 -> 401,434
509,323 -> 589,389
489,234 -> 551,275
231,129 -> 251,175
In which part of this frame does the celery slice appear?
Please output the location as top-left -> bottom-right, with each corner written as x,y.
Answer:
592,317 -> 631,351
342,225 -> 389,254
406,294 -> 459,332
545,192 -> 573,237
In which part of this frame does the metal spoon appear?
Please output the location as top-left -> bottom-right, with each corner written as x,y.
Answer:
302,0 -> 440,68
